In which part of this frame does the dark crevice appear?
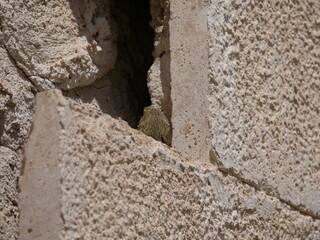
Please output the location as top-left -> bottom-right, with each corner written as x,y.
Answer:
110,0 -> 153,127
65,0 -> 154,128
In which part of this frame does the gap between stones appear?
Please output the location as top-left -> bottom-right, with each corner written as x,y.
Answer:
217,167 -> 319,220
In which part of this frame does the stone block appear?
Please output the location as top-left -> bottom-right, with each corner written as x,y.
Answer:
0,0 -> 117,90
208,0 -> 320,218
19,90 -> 320,239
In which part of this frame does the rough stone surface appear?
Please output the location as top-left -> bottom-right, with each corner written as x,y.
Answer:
0,147 -> 19,240
0,0 -> 117,90
19,90 -> 320,240
147,0 -> 172,143
65,0 -> 153,128
0,0 -> 318,239
148,0 -> 170,108
147,58 -> 163,107
170,0 -> 211,161
0,40 -> 34,240
208,0 -> 320,218
0,45 -> 35,151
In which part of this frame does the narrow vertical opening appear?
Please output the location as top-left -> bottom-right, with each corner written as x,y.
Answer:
110,0 -> 154,127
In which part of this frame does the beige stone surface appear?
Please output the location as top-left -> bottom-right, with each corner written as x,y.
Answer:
0,0 -> 318,239
170,0 -> 211,161
208,0 -> 320,218
0,40 -> 34,240
147,0 -> 172,143
1,1 -> 152,238
19,90 -> 63,240
0,0 -> 117,90
0,147 -> 19,240
0,45 -> 35,151
19,90 -> 320,239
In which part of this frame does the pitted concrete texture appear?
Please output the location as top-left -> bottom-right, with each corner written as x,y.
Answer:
170,0 -> 211,161
19,90 -> 320,239
208,0 -> 320,218
0,0 -> 117,90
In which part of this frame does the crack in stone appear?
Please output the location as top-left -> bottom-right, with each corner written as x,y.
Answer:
0,21 -> 38,93
3,45 -> 38,92
217,167 -> 320,220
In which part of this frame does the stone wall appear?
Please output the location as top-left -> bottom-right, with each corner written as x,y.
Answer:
0,0 -> 319,239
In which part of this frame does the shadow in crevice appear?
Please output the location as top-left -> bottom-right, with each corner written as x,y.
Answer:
66,0 -> 153,128
109,0 -> 154,126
